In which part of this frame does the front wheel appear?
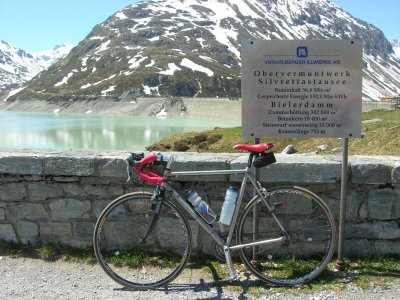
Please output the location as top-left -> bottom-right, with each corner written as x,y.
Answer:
93,192 -> 191,289
237,186 -> 336,286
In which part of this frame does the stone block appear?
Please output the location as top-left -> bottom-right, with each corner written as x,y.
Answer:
358,203 -> 368,219
8,203 -> 49,219
231,154 -> 342,184
0,224 -> 17,242
0,152 -> 44,175
95,156 -> 126,178
67,239 -> 92,248
16,221 -> 39,243
0,183 -> 26,202
53,176 -> 79,182
344,239 -> 371,258
350,156 -> 393,184
63,183 -> 86,197
80,177 -> 124,185
40,222 -> 72,241
73,222 -> 94,241
93,199 -> 114,218
374,240 -> 400,255
169,153 -> 236,182
346,221 -> 400,239
323,191 -> 359,221
368,189 -> 400,220
393,162 -> 400,186
44,150 -> 96,176
28,182 -> 64,202
229,155 -> 250,182
188,219 -> 199,250
0,208 -> 4,220
343,191 -> 363,220
49,199 -> 91,219
84,184 -> 123,197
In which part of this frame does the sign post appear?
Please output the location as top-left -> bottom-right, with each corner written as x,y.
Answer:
336,137 -> 349,271
241,40 -> 363,270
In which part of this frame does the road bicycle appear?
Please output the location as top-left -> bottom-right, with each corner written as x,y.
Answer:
93,143 -> 336,289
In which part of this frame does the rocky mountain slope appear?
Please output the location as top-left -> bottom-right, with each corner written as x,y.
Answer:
392,39 -> 400,58
8,0 -> 400,101
0,41 -> 72,98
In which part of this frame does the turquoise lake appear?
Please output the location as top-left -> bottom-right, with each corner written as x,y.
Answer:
0,111 -> 240,151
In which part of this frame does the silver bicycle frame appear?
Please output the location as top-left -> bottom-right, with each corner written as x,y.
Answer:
160,160 -> 286,280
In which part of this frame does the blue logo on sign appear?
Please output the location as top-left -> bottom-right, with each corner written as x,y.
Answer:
297,47 -> 308,58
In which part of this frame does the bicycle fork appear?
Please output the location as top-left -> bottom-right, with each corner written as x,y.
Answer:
137,187 -> 164,245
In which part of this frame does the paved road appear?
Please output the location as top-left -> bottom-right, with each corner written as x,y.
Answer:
1,256 -> 399,299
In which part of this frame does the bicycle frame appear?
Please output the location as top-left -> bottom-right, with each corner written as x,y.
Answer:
96,144 -> 335,288
160,161 -> 286,280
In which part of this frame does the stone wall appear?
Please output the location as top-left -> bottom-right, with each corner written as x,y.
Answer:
0,150 -> 399,257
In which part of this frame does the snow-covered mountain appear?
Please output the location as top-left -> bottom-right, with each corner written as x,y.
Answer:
0,41 -> 72,97
9,0 -> 400,101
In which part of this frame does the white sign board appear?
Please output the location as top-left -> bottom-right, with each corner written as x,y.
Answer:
241,40 -> 363,138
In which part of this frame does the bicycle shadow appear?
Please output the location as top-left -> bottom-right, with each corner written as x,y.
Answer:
335,263 -> 400,284
115,261 -> 275,299
115,259 -> 400,298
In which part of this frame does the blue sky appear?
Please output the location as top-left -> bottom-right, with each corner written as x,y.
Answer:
0,0 -> 137,52
330,0 -> 398,40
0,0 -> 398,53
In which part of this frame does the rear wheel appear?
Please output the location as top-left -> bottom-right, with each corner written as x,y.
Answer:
237,186 -> 336,286
93,192 -> 191,289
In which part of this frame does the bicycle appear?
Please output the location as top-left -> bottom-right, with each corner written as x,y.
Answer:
93,143 -> 336,289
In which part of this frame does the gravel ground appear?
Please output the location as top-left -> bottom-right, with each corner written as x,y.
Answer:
1,256 -> 399,300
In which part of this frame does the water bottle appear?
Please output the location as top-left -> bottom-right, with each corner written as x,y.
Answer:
219,187 -> 238,225
187,190 -> 216,224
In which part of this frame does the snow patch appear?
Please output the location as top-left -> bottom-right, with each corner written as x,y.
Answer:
101,85 -> 116,95
95,40 -> 111,53
158,63 -> 181,75
80,83 -> 91,89
4,87 -> 25,101
142,84 -> 160,96
145,60 -> 155,67
197,38 -> 207,48
115,11 -> 128,20
156,109 -> 168,118
55,70 -> 77,87
149,36 -> 160,42
180,58 -> 213,76
80,75 -> 116,89
128,56 -> 148,69
89,36 -> 106,41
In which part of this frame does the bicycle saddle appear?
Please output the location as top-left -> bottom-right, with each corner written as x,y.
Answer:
233,143 -> 275,153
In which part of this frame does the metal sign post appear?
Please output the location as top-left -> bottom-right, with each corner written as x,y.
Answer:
252,137 -> 260,261
335,137 -> 349,271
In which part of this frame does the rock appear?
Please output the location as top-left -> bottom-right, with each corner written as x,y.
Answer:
362,118 -> 383,124
332,147 -> 343,154
317,144 -> 328,152
148,97 -> 187,117
282,145 -> 296,154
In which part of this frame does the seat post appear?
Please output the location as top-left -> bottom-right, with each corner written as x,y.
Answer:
247,152 -> 255,168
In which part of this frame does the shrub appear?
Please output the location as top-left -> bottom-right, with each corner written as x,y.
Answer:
173,141 -> 190,151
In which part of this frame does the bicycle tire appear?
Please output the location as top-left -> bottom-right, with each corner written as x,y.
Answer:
93,192 -> 191,289
237,186 -> 336,286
